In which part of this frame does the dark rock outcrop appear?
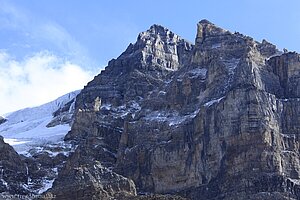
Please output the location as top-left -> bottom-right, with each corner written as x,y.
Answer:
43,162 -> 136,200
43,20 -> 300,199
46,92 -> 78,127
0,136 -> 28,195
0,117 -> 6,125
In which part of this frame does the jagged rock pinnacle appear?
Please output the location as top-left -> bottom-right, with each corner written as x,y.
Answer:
148,24 -> 170,35
198,19 -> 214,25
111,24 -> 193,72
196,19 -> 230,44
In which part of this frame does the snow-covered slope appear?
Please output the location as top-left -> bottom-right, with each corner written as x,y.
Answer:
0,90 -> 80,153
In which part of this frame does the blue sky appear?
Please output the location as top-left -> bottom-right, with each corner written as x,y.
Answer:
0,0 -> 300,114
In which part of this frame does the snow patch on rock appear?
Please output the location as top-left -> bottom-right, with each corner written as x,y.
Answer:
204,96 -> 225,107
144,109 -> 200,126
188,68 -> 207,79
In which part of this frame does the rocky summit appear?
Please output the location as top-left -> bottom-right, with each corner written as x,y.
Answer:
1,20 -> 300,199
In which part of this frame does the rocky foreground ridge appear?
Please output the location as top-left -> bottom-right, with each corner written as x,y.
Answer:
1,20 -> 300,199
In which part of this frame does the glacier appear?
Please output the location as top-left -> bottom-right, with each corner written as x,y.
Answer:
0,90 -> 80,154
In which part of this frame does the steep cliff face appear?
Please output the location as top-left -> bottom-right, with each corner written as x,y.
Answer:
268,52 -> 300,98
48,20 -> 300,199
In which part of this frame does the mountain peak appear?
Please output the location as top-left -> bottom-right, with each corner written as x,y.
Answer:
110,24 -> 192,72
139,24 -> 177,41
3,20 -> 300,199
147,24 -> 170,35
196,19 -> 230,44
198,19 -> 214,25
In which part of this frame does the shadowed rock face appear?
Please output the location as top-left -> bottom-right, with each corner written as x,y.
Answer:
46,20 -> 300,199
0,117 -> 6,125
0,136 -> 28,195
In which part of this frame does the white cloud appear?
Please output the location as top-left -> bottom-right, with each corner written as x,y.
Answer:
0,51 -> 94,115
